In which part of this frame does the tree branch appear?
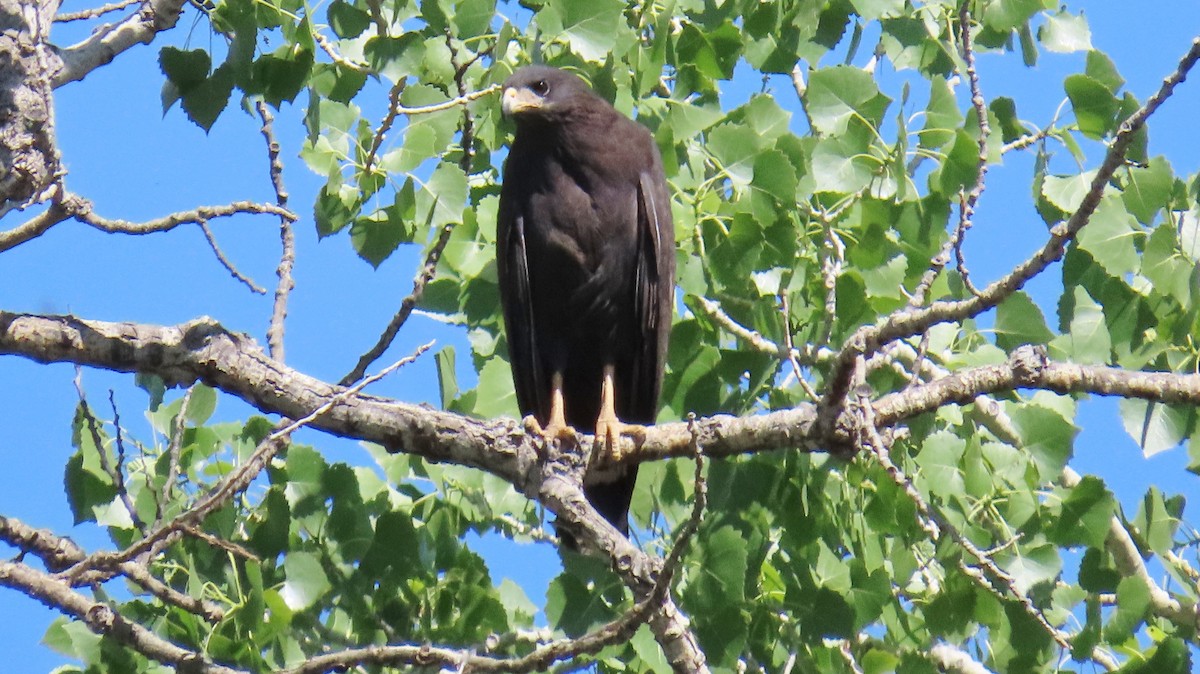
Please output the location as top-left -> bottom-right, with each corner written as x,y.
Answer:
256,102 -> 295,362
824,36 -> 1200,407
53,0 -> 188,87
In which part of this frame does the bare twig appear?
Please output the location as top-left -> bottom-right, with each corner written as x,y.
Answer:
818,212 -> 844,346
362,79 -> 408,175
339,222 -> 457,386
1000,127 -> 1051,154
155,385 -> 194,526
55,0 -> 141,22
180,524 -> 259,562
312,30 -> 369,72
72,370 -> 146,532
779,294 -> 821,402
198,219 -> 267,293
78,199 -> 297,233
0,194 -> 79,253
952,4 -> 989,297
256,102 -> 295,362
362,81 -> 500,174
446,37 -> 494,174
106,389 -> 146,535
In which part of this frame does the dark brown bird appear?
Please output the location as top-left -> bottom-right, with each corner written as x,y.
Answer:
496,65 -> 675,541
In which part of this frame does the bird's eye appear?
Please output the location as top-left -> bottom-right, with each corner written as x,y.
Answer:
531,79 -> 550,96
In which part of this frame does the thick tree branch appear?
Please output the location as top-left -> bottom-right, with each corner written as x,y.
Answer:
0,516 -> 225,621
10,313 -> 1200,480
53,0 -> 188,87
0,0 -> 62,213
0,561 -> 237,671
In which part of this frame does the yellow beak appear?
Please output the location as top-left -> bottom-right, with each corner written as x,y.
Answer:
502,87 -> 543,116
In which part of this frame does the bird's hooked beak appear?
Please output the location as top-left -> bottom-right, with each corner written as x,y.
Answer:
502,86 -> 544,117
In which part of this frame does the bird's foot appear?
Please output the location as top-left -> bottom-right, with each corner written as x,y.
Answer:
594,413 -> 647,464
522,415 -> 577,444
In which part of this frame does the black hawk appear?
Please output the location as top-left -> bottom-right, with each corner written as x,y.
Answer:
497,66 -> 675,540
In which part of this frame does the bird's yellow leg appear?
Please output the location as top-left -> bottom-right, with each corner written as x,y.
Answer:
594,364 -> 646,462
524,372 -> 575,441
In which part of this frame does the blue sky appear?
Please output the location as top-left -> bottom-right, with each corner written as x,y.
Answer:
3,2 -> 1199,670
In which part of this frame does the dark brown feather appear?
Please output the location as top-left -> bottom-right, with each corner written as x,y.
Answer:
496,66 -> 675,538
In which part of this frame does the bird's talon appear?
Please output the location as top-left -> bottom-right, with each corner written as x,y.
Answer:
522,415 -> 544,436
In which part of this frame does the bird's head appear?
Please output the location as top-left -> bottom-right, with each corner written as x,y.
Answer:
501,66 -> 593,121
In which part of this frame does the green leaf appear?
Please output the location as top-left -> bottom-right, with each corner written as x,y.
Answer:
751,149 -> 798,201
1038,9 -> 1092,53
1065,74 -> 1118,139
181,65 -> 235,131
1011,401 -> 1076,480
1085,49 -> 1125,94
252,47 -> 315,108
1142,224 -> 1193,306
999,543 -> 1061,595
935,129 -> 981,196
1077,195 -> 1140,278
1117,637 -> 1192,674
676,22 -> 742,80
1078,548 -> 1120,593
435,346 -> 458,410
1055,286 -> 1111,364
248,488 -> 291,559
920,77 -> 962,150
1047,476 -> 1115,548
981,0 -> 1046,33
364,34 -> 425,84
806,65 -> 890,135
1119,399 -> 1189,457
1122,156 -> 1174,225
546,555 -> 623,636
994,291 -> 1054,350
185,384 -> 217,424
707,122 -> 762,190
990,96 -> 1025,143
451,0 -> 495,37
280,551 -> 331,610
42,619 -> 102,662
1104,575 -> 1151,640
498,579 -> 537,625
1131,486 -> 1184,555
415,162 -> 468,230
849,0 -> 903,20
350,210 -> 406,267
159,48 -> 211,109
464,357 -> 517,419
914,431 -> 966,499
360,510 -> 420,575
536,0 -> 627,62
810,124 -> 876,194
327,1 -> 370,39
1041,169 -> 1100,215
687,525 -> 748,608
